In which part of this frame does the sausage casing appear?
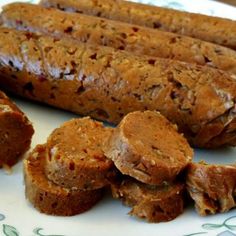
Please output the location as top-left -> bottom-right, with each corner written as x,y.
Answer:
0,28 -> 235,148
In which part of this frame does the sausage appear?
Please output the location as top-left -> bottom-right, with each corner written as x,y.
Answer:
186,162 -> 236,216
2,3 -> 236,74
24,144 -> 103,216
105,111 -> 193,185
40,0 -> 236,49
0,27 -> 236,148
45,117 -> 115,190
111,176 -> 184,222
0,90 -> 34,167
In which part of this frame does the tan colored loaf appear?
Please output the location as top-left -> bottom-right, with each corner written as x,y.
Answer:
2,3 -> 236,74
40,0 -> 236,49
24,144 -> 103,216
0,28 -> 236,148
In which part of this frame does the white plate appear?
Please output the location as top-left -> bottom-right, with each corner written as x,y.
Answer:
0,0 -> 236,236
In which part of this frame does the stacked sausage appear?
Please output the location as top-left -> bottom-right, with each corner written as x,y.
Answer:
1,3 -> 236,148
24,111 -> 236,221
25,118 -> 114,216
40,0 -> 236,49
0,0 -> 236,221
2,3 -> 236,74
25,111 -> 192,222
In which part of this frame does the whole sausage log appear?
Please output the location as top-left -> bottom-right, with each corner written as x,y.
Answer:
2,3 -> 236,74
0,27 -> 235,148
40,0 -> 236,49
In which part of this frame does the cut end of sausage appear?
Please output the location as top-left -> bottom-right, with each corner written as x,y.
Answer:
191,100 -> 236,148
0,91 -> 34,167
105,110 -> 193,185
24,144 -> 104,216
111,176 -> 184,222
186,162 -> 236,216
45,117 -> 115,190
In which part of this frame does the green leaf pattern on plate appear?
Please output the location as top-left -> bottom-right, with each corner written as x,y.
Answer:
3,224 -> 19,236
1,211 -> 236,236
183,232 -> 208,236
202,216 -> 236,231
33,227 -> 65,236
0,214 -> 65,236
185,216 -> 236,236
202,223 -> 224,230
0,214 -> 5,221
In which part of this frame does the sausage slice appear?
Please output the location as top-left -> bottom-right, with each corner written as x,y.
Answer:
105,111 -> 193,185
187,162 -> 236,215
111,177 -> 184,222
24,144 -> 103,216
45,117 -> 115,190
0,90 -> 34,167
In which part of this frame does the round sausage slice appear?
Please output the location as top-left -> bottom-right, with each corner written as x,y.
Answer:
45,117 -> 115,190
111,177 -> 184,222
186,162 -> 236,216
105,111 -> 193,185
0,90 -> 34,167
24,144 -> 103,216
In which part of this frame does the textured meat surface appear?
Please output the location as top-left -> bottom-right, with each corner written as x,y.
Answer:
105,111 -> 193,184
0,90 -> 34,167
40,0 -> 236,49
2,3 -> 236,74
186,162 -> 236,215
0,28 -> 236,147
111,177 -> 184,222
24,144 -> 103,216
45,117 -> 115,190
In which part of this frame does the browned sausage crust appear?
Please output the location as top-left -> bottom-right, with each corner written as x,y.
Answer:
24,144 -> 103,216
186,162 -> 236,216
45,117 -> 115,190
40,0 -> 236,49
111,177 -> 184,222
2,3 -> 236,74
105,111 -> 193,185
0,90 -> 34,167
0,28 -> 236,148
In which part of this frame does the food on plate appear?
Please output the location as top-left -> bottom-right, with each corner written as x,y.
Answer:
186,162 -> 236,216
0,0 -> 235,227
45,117 -> 115,190
111,176 -> 184,222
0,90 -> 34,167
40,0 -> 236,49
24,144 -> 104,216
2,3 -> 236,74
105,111 -> 193,185
0,28 -> 236,148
